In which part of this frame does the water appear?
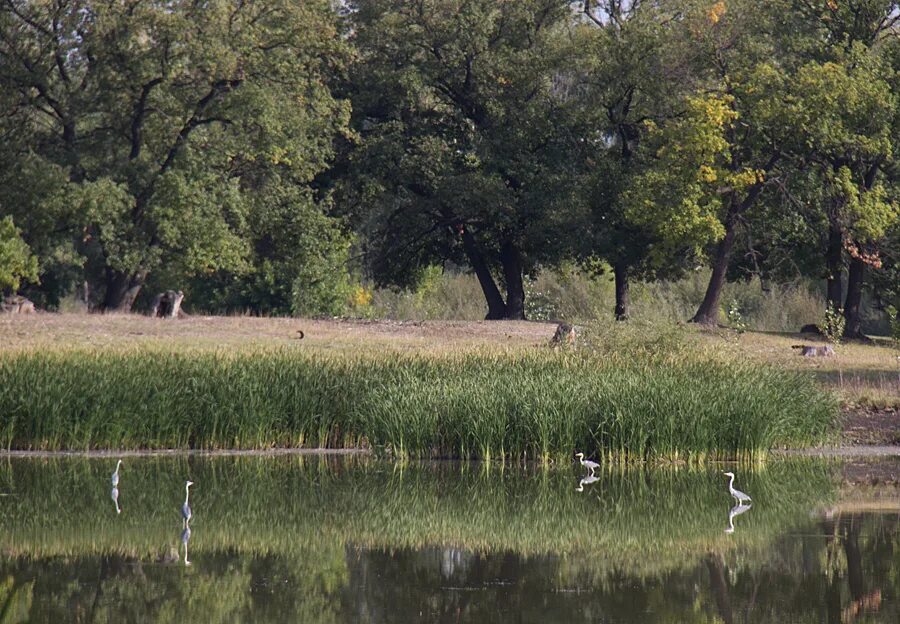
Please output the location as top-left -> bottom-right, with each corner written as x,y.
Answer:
0,455 -> 897,622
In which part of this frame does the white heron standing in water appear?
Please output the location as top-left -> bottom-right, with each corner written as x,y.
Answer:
182,480 -> 194,527
111,459 -> 123,488
723,472 -> 752,504
575,452 -> 600,475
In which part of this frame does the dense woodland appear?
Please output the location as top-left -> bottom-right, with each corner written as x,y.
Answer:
1,0 -> 898,337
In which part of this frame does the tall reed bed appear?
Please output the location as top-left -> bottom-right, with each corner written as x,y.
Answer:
0,347 -> 836,458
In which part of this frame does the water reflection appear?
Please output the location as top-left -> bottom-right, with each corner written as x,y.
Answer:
0,456 -> 895,623
575,473 -> 599,492
724,503 -> 751,534
111,486 -> 121,514
181,525 -> 192,566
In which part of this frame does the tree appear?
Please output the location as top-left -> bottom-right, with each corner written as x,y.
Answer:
769,2 -> 900,337
0,0 -> 351,311
0,215 -> 38,294
343,0 -> 580,319
574,0 -> 695,320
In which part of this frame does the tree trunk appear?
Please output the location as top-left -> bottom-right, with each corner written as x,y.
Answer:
691,216 -> 738,326
613,262 -> 629,321
705,554 -> 734,624
844,523 -> 865,602
102,269 -> 147,312
500,240 -> 526,320
826,223 -> 844,309
843,256 -> 865,339
460,229 -> 507,320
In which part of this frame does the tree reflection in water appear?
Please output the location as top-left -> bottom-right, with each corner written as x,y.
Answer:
0,456 -> 895,622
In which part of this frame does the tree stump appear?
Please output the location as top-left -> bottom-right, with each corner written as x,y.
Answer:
0,295 -> 35,314
150,290 -> 185,318
791,344 -> 834,357
550,323 -> 577,348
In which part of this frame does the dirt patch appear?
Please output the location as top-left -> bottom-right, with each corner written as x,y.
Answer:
841,406 -> 900,446
838,457 -> 900,486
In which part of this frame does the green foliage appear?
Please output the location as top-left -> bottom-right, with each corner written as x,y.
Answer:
342,0 -> 581,317
822,302 -> 846,345
623,95 -> 764,266
290,231 -> 354,318
0,346 -> 836,458
0,217 -> 38,293
0,0 -> 351,309
726,299 -> 749,333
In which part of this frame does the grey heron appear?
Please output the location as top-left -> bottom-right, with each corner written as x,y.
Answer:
576,473 -> 600,492
575,452 -> 600,475
725,503 -> 752,534
111,487 -> 121,514
182,480 -> 194,527
111,459 -> 123,488
723,472 -> 752,504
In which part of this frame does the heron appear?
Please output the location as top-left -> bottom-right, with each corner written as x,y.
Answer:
723,472 -> 752,504
182,480 -> 194,528
575,473 -> 599,492
725,503 -> 752,534
111,459 -> 123,488
575,452 -> 600,475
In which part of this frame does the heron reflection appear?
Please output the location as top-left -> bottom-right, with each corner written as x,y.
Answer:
576,473 -> 599,492
181,525 -> 192,566
724,503 -> 752,534
111,487 -> 121,514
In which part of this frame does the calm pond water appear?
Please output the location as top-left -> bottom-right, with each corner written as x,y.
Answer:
0,455 -> 897,623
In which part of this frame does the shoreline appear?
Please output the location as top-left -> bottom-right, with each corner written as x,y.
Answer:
2,445 -> 898,460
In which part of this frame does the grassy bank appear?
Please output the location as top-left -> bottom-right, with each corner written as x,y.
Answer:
0,344 -> 836,458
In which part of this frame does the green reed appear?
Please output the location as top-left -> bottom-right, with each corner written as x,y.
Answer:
0,347 -> 836,458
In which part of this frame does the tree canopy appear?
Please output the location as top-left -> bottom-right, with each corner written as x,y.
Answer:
1,0 -> 898,337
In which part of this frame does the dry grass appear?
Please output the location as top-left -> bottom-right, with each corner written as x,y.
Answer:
0,313 -> 554,354
2,312 -> 896,409
693,329 -> 900,409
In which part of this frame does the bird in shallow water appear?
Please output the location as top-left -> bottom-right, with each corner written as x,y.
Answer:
723,471 -> 752,504
575,452 -> 600,475
182,480 -> 194,528
111,459 -> 123,488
